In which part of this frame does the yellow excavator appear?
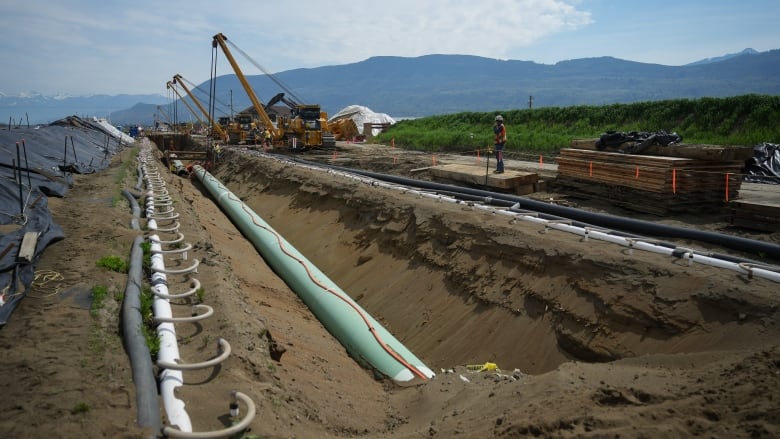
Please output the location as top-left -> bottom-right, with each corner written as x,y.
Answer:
212,32 -> 335,149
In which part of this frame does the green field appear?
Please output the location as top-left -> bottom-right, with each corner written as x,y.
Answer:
375,94 -> 780,157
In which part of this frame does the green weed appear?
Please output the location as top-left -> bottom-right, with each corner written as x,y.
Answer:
90,285 -> 108,316
71,402 -> 89,414
139,286 -> 160,357
96,255 -> 128,273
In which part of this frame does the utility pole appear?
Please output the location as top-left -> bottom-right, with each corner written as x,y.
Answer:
230,89 -> 234,119
529,95 -> 534,109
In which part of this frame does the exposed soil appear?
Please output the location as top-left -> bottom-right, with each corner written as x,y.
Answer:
1,139 -> 778,438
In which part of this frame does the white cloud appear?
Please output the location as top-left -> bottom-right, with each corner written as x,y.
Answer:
221,0 -> 593,70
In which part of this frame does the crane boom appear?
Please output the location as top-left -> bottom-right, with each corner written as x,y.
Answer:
167,81 -> 204,126
212,33 -> 277,137
157,105 -> 173,127
211,32 -> 335,149
172,74 -> 227,140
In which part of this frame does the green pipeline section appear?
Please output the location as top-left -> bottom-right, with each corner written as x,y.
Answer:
192,165 -> 434,385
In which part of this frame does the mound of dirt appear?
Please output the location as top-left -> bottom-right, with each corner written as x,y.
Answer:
1,140 -> 778,438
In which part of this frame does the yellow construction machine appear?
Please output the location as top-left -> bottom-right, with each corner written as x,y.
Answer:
328,118 -> 359,141
172,74 -> 230,142
212,32 -> 335,149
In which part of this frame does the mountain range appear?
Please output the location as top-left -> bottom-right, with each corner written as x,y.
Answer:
2,48 -> 778,126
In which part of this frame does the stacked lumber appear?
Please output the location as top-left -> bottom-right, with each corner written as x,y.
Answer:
730,200 -> 780,232
570,138 -> 755,161
429,164 -> 540,195
556,148 -> 743,215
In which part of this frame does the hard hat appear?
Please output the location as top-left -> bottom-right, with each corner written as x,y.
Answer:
495,115 -> 503,122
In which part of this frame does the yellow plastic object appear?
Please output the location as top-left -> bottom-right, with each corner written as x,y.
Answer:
465,362 -> 499,372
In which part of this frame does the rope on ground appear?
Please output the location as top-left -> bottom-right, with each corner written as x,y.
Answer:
27,269 -> 65,298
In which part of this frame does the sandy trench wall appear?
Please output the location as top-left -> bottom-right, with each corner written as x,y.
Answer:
211,151 -> 780,374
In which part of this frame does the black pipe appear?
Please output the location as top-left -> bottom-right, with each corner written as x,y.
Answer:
122,236 -> 161,437
122,189 -> 141,231
286,156 -> 780,261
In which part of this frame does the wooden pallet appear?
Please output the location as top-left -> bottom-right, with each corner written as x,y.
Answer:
429,164 -> 539,194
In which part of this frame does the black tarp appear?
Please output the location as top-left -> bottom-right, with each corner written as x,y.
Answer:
596,130 -> 683,154
743,142 -> 780,184
0,116 -> 131,326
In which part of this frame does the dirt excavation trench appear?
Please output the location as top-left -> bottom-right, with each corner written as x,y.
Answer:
135,142 -> 780,438
4,140 -> 778,439
206,149 -> 778,376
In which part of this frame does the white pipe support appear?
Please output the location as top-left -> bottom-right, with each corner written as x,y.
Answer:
150,200 -> 174,209
157,338 -> 232,371
150,232 -> 186,245
161,391 -> 256,439
153,193 -> 173,201
152,242 -> 192,259
150,211 -> 181,221
153,221 -> 181,233
153,278 -> 201,300
736,264 -> 780,283
153,304 -> 214,323
152,256 -> 191,431
150,205 -> 176,217
147,187 -> 168,196
151,259 -> 199,275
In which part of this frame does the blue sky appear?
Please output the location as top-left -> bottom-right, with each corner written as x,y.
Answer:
1,0 -> 778,96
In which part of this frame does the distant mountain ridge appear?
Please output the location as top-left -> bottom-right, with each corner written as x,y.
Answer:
2,48 -> 778,125
0,93 -> 167,125
686,48 -> 759,66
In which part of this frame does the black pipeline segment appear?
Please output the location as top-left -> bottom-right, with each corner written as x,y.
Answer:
286,157 -> 780,261
122,236 -> 162,436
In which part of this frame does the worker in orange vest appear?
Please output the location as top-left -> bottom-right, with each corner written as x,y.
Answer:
493,115 -> 506,173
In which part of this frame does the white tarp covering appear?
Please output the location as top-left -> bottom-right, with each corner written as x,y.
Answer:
328,105 -> 396,136
93,117 -> 135,144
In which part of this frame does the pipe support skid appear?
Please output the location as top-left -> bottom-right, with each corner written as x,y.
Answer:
192,165 -> 434,385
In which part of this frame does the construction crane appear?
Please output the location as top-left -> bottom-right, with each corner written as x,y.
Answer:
172,74 -> 231,143
211,32 -> 335,149
156,105 -> 174,131
167,80 -> 205,128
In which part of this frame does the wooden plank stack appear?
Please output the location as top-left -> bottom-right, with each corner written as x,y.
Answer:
429,163 -> 540,195
556,145 -> 745,215
730,200 -> 780,231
